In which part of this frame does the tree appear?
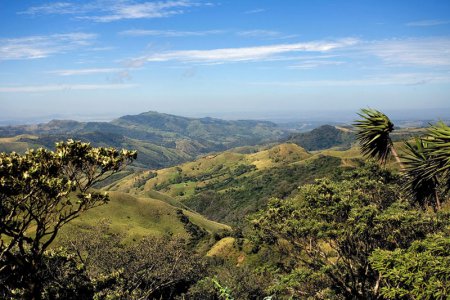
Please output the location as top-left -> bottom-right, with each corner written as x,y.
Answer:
0,140 -> 136,299
355,109 -> 450,210
252,163 -> 449,299
370,232 -> 450,300
185,261 -> 272,300
403,121 -> 450,210
353,108 -> 402,167
64,220 -> 203,299
402,138 -> 443,210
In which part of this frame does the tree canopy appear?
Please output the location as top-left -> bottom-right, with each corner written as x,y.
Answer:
0,140 -> 136,299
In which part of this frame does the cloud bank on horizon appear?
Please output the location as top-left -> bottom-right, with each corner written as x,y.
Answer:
0,0 -> 449,121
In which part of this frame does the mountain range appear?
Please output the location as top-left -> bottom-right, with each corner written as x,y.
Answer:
0,111 -> 285,169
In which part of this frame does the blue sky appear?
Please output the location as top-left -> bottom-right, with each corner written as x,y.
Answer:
1,0 -> 450,122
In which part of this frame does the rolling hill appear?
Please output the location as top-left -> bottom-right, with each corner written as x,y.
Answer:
60,191 -> 230,244
0,113 -> 425,230
0,111 -> 286,169
106,143 -> 346,225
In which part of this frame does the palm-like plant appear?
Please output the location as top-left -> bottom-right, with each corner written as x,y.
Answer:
402,138 -> 441,210
424,121 -> 450,180
354,108 -> 403,167
354,109 -> 450,210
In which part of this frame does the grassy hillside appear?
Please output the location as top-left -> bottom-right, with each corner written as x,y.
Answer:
61,191 -> 230,244
107,143 -> 311,195
105,136 -> 413,226
0,135 -> 42,153
107,143 -> 344,225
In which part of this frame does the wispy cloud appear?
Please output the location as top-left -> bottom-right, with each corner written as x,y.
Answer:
244,8 -> 265,14
253,73 -> 450,87
0,33 -> 96,60
48,68 -> 121,76
288,60 -> 345,69
21,0 -> 207,22
0,83 -> 137,93
129,38 -> 358,65
406,19 -> 450,27
19,2 -> 82,15
237,30 -> 298,40
362,38 -> 450,66
119,29 -> 224,37
237,30 -> 281,38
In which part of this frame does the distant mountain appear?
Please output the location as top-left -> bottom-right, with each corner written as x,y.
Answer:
287,125 -> 355,151
0,111 -> 286,169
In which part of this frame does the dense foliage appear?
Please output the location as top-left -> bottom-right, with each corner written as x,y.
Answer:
64,221 -> 203,299
184,155 -> 341,225
370,233 -> 450,299
0,140 -> 136,299
252,163 -> 449,298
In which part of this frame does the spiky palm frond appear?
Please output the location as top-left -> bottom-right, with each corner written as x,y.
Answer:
353,108 -> 395,164
402,138 -> 440,209
424,121 -> 450,192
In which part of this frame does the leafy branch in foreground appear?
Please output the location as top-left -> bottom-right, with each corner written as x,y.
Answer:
370,232 -> 450,300
0,140 -> 136,299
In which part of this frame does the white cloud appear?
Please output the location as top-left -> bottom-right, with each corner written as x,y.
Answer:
123,37 -> 450,71
131,38 -> 358,65
406,20 -> 450,27
0,33 -> 96,60
21,0 -> 206,22
119,29 -> 224,37
84,1 -> 192,22
253,73 -> 450,87
48,68 -> 121,76
19,2 -> 82,15
0,83 -> 137,93
362,38 -> 450,66
288,60 -> 345,69
121,29 -> 297,39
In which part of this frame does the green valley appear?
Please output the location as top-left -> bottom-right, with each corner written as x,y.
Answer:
108,143 -> 346,225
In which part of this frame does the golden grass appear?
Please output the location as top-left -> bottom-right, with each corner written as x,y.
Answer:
62,191 -> 229,244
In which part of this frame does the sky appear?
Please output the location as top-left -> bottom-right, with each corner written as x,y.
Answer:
1,0 -> 450,123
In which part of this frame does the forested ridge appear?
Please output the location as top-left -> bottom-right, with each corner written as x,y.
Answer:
0,111 -> 284,169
